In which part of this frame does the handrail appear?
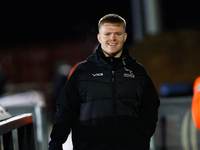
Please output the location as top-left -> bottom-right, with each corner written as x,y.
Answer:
0,113 -> 33,135
0,113 -> 36,150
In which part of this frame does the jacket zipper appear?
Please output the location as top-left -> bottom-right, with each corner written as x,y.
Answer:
112,71 -> 115,82
111,58 -> 121,150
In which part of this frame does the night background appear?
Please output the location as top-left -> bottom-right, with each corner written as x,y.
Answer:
0,1 -> 133,46
1,0 -> 199,46
0,1 -> 200,149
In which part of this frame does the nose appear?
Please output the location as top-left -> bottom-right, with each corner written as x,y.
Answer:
110,34 -> 116,41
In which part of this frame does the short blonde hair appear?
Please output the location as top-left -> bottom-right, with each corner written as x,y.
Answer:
98,14 -> 126,32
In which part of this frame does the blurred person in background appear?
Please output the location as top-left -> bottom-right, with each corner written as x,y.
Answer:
191,76 -> 200,130
53,62 -> 72,100
53,62 -> 72,113
67,45 -> 98,80
49,14 -> 160,150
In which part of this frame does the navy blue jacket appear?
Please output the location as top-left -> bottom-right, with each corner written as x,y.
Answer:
49,45 -> 160,150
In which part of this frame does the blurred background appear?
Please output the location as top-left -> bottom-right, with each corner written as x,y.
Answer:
0,0 -> 200,150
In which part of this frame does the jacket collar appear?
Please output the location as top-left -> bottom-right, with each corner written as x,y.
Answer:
96,44 -> 129,59
91,44 -> 134,70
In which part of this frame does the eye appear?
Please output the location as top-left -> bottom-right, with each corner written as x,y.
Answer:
116,33 -> 122,35
105,33 -> 110,36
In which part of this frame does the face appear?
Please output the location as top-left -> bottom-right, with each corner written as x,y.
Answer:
97,23 -> 127,58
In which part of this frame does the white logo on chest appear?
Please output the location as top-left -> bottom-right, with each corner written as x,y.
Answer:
92,73 -> 103,77
124,67 -> 135,78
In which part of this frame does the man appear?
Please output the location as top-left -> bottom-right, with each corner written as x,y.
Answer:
49,14 -> 160,150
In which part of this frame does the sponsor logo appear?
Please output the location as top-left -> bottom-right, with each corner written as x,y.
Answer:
124,73 -> 135,78
92,73 -> 103,77
124,67 -> 135,78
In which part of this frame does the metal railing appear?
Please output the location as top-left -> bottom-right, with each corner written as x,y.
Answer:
0,113 -> 36,150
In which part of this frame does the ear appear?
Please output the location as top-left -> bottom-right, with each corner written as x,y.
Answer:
124,33 -> 127,42
97,34 -> 101,43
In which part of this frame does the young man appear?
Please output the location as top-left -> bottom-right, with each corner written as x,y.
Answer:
49,14 -> 160,150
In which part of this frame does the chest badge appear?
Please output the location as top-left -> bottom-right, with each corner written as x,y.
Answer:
92,73 -> 104,77
124,67 -> 135,78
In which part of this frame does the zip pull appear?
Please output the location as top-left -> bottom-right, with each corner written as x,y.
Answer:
112,71 -> 115,82
122,57 -> 126,66
110,58 -> 113,63
110,57 -> 114,70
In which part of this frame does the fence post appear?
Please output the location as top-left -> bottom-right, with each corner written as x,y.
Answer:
18,123 -> 36,150
3,131 -> 14,150
26,123 -> 36,150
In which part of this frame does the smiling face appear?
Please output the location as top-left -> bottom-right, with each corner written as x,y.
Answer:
97,23 -> 127,58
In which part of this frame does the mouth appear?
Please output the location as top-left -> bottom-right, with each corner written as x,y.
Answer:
108,43 -> 117,46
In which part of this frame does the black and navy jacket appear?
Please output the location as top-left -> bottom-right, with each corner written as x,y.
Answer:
49,45 -> 160,150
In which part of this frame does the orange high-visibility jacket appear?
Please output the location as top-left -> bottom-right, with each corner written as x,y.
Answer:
191,76 -> 200,130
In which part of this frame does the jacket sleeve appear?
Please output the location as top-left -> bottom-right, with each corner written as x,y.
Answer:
49,68 -> 81,150
140,75 -> 160,139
